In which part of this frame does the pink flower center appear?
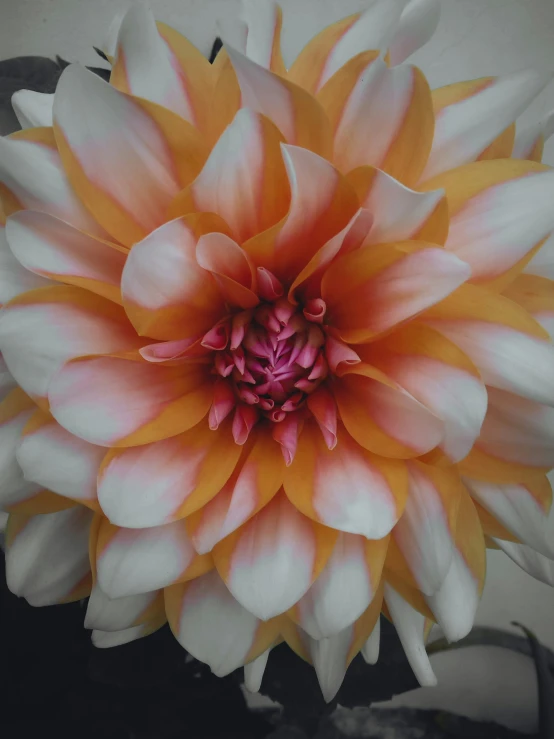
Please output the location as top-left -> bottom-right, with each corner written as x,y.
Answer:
212,298 -> 328,422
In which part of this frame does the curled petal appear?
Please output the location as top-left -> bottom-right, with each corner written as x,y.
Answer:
232,404 -> 259,445
307,386 -> 337,451
324,336 -> 360,375
348,167 -> 446,246
272,411 -> 303,465
196,233 -> 258,309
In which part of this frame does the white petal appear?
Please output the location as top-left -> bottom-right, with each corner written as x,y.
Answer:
244,649 -> 270,693
362,170 -> 444,245
393,463 -> 454,596
16,419 -> 103,505
6,507 -> 92,606
466,477 -> 554,559
92,624 -> 152,648
309,628 -> 353,702
512,109 -> 554,159
11,90 -> 54,129
0,135 -> 106,237
97,520 -> 198,598
296,532 -> 374,639
85,583 -> 158,632
242,0 -> 280,69
0,396 -> 41,511
425,549 -> 479,642
525,231 -> 554,280
446,169 -> 554,282
0,227 -> 54,304
0,355 -> 16,401
361,618 -> 380,664
318,0 -> 407,90
102,7 -> 129,58
494,538 -> 554,587
171,569 -> 261,677
114,5 -> 195,121
384,583 -> 437,686
216,494 -> 321,621
388,0 -> 441,65
422,70 -> 552,180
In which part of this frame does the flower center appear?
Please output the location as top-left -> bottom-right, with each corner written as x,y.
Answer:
213,299 -> 328,422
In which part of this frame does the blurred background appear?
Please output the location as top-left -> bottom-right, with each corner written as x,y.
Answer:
1,0 -> 554,734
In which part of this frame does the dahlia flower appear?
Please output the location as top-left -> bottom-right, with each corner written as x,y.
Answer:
1,0 -> 554,702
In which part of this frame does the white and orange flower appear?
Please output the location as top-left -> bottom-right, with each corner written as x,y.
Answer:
1,0 -> 554,701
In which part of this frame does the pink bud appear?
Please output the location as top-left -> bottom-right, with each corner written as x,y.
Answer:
303,298 -> 326,324
202,319 -> 230,350
325,335 -> 361,374
272,412 -> 303,466
209,380 -> 236,430
232,405 -> 259,444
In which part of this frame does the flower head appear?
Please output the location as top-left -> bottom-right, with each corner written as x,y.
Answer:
1,0 -> 554,701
